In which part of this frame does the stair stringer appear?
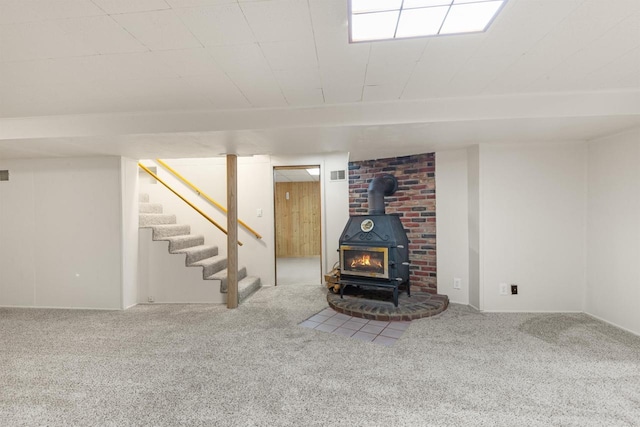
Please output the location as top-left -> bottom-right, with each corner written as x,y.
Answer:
138,228 -> 226,304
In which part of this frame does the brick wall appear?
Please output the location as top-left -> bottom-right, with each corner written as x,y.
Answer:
348,153 -> 436,293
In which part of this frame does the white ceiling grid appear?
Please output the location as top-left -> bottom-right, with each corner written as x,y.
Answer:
0,0 -> 638,159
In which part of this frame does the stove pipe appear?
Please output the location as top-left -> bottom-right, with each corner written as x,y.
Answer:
368,174 -> 398,215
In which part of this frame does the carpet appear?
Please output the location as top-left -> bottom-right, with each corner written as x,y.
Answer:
1,284 -> 638,426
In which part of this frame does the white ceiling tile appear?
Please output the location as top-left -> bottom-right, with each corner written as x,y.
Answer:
94,53 -> 179,80
181,74 -> 251,109
55,15 -> 148,54
273,67 -> 322,91
362,84 -> 404,102
525,14 -> 640,92
308,0 -> 349,39
91,0 -> 171,14
0,21 -> 97,61
474,0 -> 582,58
175,4 -> 255,46
208,44 -> 287,107
240,0 -> 314,42
276,169 -> 317,182
485,1 -> 640,94
0,0 -> 104,25
165,0 -> 236,8
447,54 -> 519,96
112,10 -> 202,51
282,88 -> 324,106
402,35 -> 484,98
151,48 -> 223,76
322,81 -> 363,104
315,36 -> 369,90
365,39 -> 426,86
109,77 -> 214,110
273,67 -> 323,106
315,33 -> 369,63
208,43 -> 271,78
0,80 -> 126,117
260,40 -> 318,70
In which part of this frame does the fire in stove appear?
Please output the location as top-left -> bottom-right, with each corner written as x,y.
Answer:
350,253 -> 383,270
340,246 -> 389,279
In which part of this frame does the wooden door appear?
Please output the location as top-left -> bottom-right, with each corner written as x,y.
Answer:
275,181 -> 321,257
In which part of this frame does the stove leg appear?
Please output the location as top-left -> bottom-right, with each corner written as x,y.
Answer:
340,284 -> 345,299
393,286 -> 398,307
407,281 -> 411,297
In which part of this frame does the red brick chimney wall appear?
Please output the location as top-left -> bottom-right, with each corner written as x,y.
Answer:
348,153 -> 436,293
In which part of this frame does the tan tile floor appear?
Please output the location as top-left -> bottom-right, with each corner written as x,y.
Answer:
299,307 -> 410,346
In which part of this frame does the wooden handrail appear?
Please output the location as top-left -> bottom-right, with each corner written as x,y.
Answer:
155,159 -> 263,240
138,163 -> 243,246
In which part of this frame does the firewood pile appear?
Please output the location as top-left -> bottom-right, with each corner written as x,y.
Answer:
324,267 -> 341,294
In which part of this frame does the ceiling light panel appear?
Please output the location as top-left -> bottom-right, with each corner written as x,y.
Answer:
350,0 -> 507,42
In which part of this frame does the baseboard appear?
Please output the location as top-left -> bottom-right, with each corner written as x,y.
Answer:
137,302 -> 225,305
0,305 -> 119,311
480,309 -> 584,313
123,303 -> 138,310
585,312 -> 640,337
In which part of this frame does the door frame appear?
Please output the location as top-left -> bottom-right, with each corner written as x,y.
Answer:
273,165 -> 322,286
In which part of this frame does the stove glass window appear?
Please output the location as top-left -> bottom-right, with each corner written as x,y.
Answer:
340,246 -> 389,279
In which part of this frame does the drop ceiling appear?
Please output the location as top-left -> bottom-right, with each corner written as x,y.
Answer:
0,0 -> 639,160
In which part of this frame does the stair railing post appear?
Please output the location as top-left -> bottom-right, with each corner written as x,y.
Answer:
227,154 -> 239,309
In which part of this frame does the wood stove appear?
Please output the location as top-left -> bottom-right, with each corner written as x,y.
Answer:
338,175 -> 410,307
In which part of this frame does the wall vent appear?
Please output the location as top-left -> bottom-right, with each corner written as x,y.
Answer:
330,170 -> 346,181
0,170 -> 8,182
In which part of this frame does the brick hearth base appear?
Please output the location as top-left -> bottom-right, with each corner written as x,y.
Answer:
327,288 -> 449,321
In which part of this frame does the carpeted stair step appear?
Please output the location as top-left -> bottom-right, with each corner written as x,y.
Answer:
140,213 -> 177,227
193,255 -> 228,278
151,224 -> 191,239
163,234 -> 205,252
139,203 -> 163,214
173,245 -> 219,265
238,276 -> 261,303
214,267 -> 248,293
139,193 -> 149,203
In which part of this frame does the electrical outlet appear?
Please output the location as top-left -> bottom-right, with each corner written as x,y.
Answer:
257,208 -> 263,217
453,278 -> 461,289
499,283 -> 509,295
511,284 -> 518,295
148,296 -> 154,303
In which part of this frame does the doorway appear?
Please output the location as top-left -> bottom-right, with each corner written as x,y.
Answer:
274,166 -> 322,285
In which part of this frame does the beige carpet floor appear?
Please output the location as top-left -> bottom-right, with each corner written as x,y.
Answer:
1,284 -> 639,426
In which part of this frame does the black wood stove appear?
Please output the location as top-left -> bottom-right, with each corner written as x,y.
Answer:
338,174 -> 410,307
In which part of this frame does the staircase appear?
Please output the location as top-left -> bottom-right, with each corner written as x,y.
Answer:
138,193 -> 261,305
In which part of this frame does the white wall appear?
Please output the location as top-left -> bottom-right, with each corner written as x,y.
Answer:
121,157 -> 139,309
586,128 -> 640,335
0,157 -> 124,309
435,149 -> 469,305
467,146 -> 481,309
480,143 -> 586,312
138,153 -> 349,288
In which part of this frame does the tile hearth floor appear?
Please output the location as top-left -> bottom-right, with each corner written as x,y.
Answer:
299,307 -> 411,346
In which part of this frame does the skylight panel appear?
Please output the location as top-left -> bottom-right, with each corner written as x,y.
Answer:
351,0 -> 402,13
440,1 -> 504,34
351,10 -> 400,42
396,6 -> 448,38
349,0 -> 507,42
403,0 -> 452,8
